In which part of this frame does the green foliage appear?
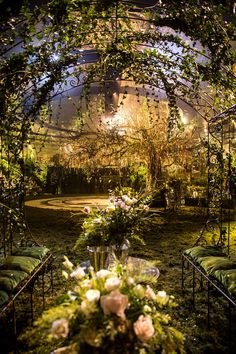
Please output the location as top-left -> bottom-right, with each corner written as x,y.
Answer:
0,0 -> 235,276
74,191 -> 152,248
129,164 -> 147,192
24,157 -> 48,193
23,261 -> 185,354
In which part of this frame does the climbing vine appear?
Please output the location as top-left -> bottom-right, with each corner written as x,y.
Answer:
0,0 -> 235,240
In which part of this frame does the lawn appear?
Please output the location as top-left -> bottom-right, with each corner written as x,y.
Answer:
14,203 -> 236,353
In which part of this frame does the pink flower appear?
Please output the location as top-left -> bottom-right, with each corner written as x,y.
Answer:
133,315 -> 155,341
100,290 -> 128,320
145,285 -> 156,301
50,318 -> 69,339
84,206 -> 91,213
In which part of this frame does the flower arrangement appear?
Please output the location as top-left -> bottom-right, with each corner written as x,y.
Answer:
27,260 -> 185,354
74,191 -> 152,249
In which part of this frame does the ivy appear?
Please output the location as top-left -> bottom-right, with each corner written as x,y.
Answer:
0,0 -> 235,245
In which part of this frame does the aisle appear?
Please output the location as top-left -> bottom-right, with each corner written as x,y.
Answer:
25,194 -> 109,210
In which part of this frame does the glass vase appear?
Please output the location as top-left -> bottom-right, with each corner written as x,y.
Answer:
87,246 -> 110,271
110,239 -> 130,265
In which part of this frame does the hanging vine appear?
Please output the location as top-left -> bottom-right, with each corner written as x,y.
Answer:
0,0 -> 235,243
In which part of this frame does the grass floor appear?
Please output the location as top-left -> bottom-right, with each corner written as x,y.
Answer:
13,203 -> 236,353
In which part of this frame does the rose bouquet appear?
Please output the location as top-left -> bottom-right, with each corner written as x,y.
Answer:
26,260 -> 185,354
74,191 -> 152,249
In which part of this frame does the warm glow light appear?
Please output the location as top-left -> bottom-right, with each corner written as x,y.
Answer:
181,115 -> 189,124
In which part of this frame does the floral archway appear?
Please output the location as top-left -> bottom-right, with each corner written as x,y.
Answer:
0,0 -> 235,241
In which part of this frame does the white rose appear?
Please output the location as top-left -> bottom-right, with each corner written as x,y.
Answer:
80,279 -> 92,289
96,269 -> 112,278
133,315 -> 155,341
104,277 -> 120,292
50,318 -> 69,339
143,305 -> 152,313
127,277 -> 135,286
85,289 -> 100,302
70,267 -> 85,280
133,284 -> 145,298
156,290 -> 169,306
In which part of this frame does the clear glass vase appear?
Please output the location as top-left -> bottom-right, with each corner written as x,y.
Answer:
110,239 -> 130,265
87,246 -> 110,271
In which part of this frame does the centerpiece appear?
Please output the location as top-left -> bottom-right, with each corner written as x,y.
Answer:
74,191 -> 152,269
24,261 -> 185,354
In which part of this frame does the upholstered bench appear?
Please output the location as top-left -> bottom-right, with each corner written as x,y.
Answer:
0,246 -> 53,346
183,245 -> 226,263
182,243 -> 236,331
212,269 -> 236,299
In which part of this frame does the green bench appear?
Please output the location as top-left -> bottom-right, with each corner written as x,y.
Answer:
182,221 -> 236,330
0,245 -> 53,348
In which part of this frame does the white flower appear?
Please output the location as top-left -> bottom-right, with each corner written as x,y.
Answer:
156,290 -> 169,305
62,256 -> 74,270
80,279 -> 92,289
121,195 -> 130,202
131,198 -> 137,204
62,270 -> 69,279
96,269 -> 112,278
70,267 -> 85,280
127,276 -> 135,286
115,199 -> 123,207
67,291 -> 77,301
133,315 -> 155,341
50,318 -> 69,339
85,289 -> 100,302
104,277 -> 120,292
93,218 -> 102,224
120,202 -> 130,211
106,205 -> 115,211
143,305 -> 152,313
133,284 -> 145,298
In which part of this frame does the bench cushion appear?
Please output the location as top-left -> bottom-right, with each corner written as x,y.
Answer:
198,256 -> 236,275
0,270 -> 28,293
184,246 -> 226,264
1,256 -> 41,274
213,269 -> 236,298
0,290 -> 9,308
13,246 -> 49,260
